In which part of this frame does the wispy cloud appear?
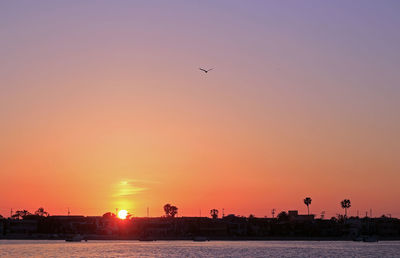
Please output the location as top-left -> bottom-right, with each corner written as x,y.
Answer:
113,180 -> 148,197
125,179 -> 160,184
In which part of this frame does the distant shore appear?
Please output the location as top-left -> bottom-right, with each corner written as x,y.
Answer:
2,213 -> 400,242
2,235 -> 400,241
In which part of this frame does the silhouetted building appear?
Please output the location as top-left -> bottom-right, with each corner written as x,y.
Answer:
8,219 -> 38,234
0,218 -> 4,235
288,210 -> 314,222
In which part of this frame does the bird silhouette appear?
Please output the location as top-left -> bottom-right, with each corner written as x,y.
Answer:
199,68 -> 213,73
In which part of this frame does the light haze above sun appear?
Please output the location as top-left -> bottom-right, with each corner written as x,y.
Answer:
117,210 -> 128,219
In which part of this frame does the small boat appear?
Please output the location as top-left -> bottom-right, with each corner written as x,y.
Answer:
363,236 -> 378,242
65,235 -> 84,242
139,236 -> 156,241
193,236 -> 208,242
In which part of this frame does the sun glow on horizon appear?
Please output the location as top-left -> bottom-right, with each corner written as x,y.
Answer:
117,209 -> 128,219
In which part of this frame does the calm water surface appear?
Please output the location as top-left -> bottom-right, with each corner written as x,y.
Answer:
1,240 -> 399,257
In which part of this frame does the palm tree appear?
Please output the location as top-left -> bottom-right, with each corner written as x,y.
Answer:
210,209 -> 219,219
35,207 -> 49,217
341,199 -> 351,217
304,197 -> 312,215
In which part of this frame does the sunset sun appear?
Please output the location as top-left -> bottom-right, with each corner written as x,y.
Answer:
117,210 -> 128,219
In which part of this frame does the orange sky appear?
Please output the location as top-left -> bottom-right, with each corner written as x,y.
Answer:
1,1 -> 399,218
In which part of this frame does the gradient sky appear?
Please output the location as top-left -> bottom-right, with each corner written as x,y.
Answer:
1,0 -> 399,219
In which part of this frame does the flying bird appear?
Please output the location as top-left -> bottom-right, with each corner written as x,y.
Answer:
199,68 -> 214,73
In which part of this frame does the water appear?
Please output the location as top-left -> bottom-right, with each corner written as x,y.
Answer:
1,240 -> 399,257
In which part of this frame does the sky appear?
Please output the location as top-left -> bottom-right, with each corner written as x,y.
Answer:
1,0 -> 399,219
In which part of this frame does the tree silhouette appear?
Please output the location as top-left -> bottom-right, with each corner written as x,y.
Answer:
341,199 -> 351,217
164,204 -> 171,217
12,210 -> 31,219
304,197 -> 312,215
34,207 -> 49,217
163,204 -> 178,218
210,209 -> 219,219
126,212 -> 133,220
277,211 -> 289,221
102,212 -> 116,219
170,206 -> 178,217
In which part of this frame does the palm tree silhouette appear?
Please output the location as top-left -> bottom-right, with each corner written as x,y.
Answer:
210,209 -> 219,219
304,197 -> 312,215
34,207 -> 49,217
341,199 -> 351,217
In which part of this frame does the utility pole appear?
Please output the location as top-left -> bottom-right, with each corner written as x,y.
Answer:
68,208 -> 70,216
222,208 -> 225,218
271,209 -> 276,218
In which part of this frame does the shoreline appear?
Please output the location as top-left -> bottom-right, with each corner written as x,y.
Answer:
1,236 -> 400,241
